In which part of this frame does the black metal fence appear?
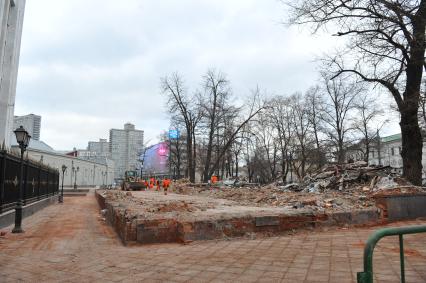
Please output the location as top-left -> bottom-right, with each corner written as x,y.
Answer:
0,150 -> 59,214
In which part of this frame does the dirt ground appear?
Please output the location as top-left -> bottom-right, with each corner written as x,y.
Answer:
101,190 -> 304,222
1,191 -> 426,282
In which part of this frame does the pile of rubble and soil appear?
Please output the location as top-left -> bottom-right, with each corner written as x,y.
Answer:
96,161 -> 426,245
172,161 -> 426,212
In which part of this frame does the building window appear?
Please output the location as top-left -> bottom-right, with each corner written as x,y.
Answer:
391,148 -> 394,156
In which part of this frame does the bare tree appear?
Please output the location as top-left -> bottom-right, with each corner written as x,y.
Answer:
352,93 -> 387,163
161,73 -> 201,182
319,74 -> 362,163
288,0 -> 426,185
289,93 -> 315,179
206,90 -> 265,180
254,111 -> 279,181
198,70 -> 232,182
269,95 -> 293,182
305,86 -> 326,168
242,127 -> 257,182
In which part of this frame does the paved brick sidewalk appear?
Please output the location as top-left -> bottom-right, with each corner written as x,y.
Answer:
0,192 -> 425,283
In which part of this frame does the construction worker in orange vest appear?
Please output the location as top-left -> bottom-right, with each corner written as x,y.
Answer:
162,178 -> 170,195
211,175 -> 218,184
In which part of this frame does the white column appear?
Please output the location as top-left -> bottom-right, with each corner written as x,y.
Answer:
0,0 -> 25,147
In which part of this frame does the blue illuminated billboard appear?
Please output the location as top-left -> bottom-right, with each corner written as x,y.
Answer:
168,129 -> 180,139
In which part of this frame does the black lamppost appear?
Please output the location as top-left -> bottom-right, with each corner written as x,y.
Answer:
59,165 -> 67,203
73,166 -> 79,189
12,126 -> 31,233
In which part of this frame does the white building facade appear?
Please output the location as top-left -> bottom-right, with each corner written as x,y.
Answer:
110,123 -> 144,180
0,0 -> 26,147
13,114 -> 41,140
348,133 -> 426,177
12,140 -> 115,187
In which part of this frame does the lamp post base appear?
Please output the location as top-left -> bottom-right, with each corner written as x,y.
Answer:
12,226 -> 24,233
58,195 -> 63,203
12,204 -> 24,233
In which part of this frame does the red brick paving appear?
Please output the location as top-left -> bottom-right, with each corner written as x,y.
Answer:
0,191 -> 425,282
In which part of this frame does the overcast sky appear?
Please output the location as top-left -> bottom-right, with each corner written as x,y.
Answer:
15,0 -> 399,150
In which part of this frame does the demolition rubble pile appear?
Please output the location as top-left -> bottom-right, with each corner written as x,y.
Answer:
173,161 -> 426,212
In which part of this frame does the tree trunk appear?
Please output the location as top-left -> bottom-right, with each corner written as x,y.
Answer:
191,130 -> 196,182
364,140 -> 370,164
400,104 -> 423,186
186,130 -> 194,182
235,153 -> 239,177
399,6 -> 425,186
337,137 -> 345,164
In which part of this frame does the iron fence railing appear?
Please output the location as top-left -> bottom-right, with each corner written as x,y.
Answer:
357,225 -> 426,283
0,150 -> 59,214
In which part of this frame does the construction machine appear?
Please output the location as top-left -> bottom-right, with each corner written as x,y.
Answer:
121,170 -> 146,191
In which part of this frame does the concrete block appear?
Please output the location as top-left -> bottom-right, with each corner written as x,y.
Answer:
375,194 -> 426,221
255,216 -> 279,227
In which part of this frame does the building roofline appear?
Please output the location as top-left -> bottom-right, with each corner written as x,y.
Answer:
11,145 -> 110,167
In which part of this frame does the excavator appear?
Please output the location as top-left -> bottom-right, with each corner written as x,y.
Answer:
121,170 -> 146,191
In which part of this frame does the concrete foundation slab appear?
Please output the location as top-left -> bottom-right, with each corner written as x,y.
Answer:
96,190 -> 380,245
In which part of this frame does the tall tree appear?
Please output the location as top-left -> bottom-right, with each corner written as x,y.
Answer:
289,93 -> 314,179
198,70 -> 232,182
352,93 -> 387,163
254,111 -> 279,181
319,74 -> 362,163
305,86 -> 326,168
268,96 -> 294,182
288,0 -> 426,185
206,89 -> 265,180
161,73 -> 201,182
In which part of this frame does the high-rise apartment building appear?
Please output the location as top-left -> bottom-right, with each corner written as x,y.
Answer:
88,138 -> 110,157
110,123 -> 144,179
0,0 -> 26,147
13,114 -> 41,140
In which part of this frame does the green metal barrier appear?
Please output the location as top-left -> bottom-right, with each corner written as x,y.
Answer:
357,225 -> 426,283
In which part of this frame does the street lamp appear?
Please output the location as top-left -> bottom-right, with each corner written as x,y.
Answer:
74,166 -> 79,189
12,126 -> 31,233
59,165 -> 67,203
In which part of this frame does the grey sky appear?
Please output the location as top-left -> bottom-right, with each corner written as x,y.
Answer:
15,0 -> 399,149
